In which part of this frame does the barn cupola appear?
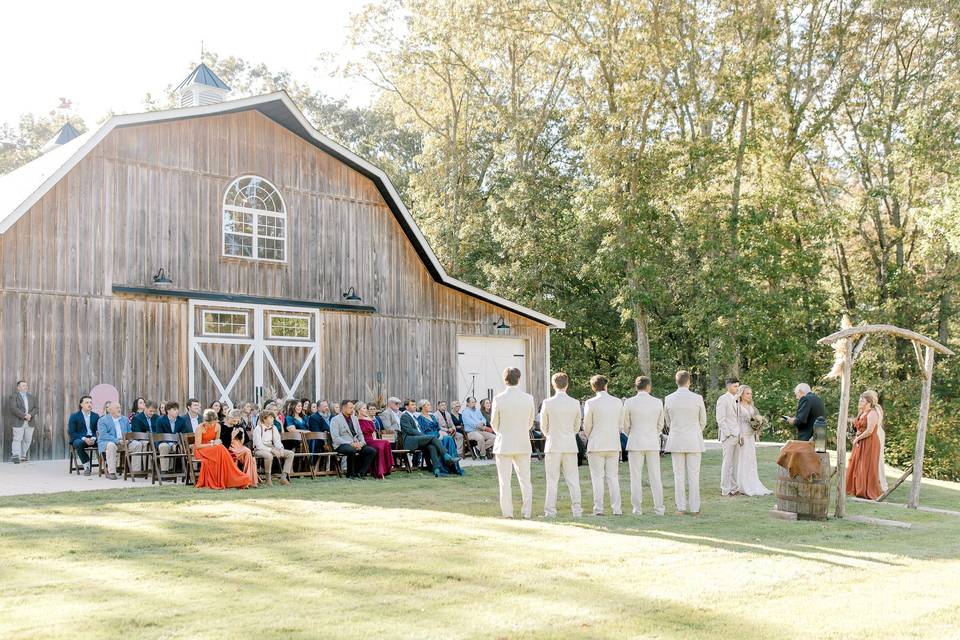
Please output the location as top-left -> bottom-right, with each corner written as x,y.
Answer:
175,62 -> 230,108
40,122 -> 81,153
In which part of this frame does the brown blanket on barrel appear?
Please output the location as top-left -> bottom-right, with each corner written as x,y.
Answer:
776,440 -> 822,480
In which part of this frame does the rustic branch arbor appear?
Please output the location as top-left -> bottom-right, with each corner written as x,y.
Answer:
818,324 -> 954,517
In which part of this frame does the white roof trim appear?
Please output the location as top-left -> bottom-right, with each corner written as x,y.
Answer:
0,92 -> 565,328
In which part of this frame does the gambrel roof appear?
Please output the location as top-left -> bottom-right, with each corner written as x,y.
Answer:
0,92 -> 564,328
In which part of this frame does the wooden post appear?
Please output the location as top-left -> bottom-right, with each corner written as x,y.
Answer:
834,339 -> 853,519
908,346 -> 935,509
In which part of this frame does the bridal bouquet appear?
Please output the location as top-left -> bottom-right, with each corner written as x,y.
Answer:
749,414 -> 769,435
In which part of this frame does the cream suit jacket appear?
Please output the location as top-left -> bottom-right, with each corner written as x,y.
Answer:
664,387 -> 707,453
622,391 -> 664,451
583,391 -> 623,453
715,392 -> 741,440
540,391 -> 582,454
490,386 -> 535,455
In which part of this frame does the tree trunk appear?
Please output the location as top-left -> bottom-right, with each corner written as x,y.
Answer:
633,310 -> 651,376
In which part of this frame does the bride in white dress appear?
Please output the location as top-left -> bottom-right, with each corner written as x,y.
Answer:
734,386 -> 771,496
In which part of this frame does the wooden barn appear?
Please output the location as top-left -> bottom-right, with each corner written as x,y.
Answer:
0,64 -> 564,460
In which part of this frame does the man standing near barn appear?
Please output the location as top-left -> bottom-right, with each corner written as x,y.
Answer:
8,380 -> 38,464
583,375 -> 624,516
491,367 -> 535,519
622,376 -> 666,515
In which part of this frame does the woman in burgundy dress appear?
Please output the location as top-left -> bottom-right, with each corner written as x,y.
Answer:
356,402 -> 392,479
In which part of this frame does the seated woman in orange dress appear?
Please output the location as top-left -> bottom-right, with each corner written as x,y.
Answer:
195,409 -> 252,490
845,390 -> 884,500
356,402 -> 392,479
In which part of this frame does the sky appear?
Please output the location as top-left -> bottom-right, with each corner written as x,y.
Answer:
1,0 -> 377,126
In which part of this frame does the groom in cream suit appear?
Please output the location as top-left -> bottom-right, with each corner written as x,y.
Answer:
583,375 -> 623,516
540,372 -> 582,517
491,367 -> 536,518
622,376 -> 665,515
716,377 -> 741,496
664,370 -> 707,514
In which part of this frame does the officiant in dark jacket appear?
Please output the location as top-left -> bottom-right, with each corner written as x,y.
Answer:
788,383 -> 826,441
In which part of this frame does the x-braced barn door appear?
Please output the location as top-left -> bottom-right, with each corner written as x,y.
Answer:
189,300 -> 320,408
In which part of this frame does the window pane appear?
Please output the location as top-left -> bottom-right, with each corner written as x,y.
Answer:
257,215 -> 284,238
224,233 -> 253,257
270,314 -> 310,339
203,312 -> 248,336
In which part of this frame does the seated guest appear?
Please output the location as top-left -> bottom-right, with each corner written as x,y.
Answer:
356,402 -> 392,479
450,401 -> 464,429
399,399 -> 455,477
434,401 -> 464,455
318,400 -> 332,423
331,402 -> 341,418
418,400 -> 462,474
462,397 -> 496,459
300,397 -> 313,418
152,402 -> 182,472
175,398 -> 202,433
480,398 -> 493,427
308,405 -> 331,433
96,401 -> 143,479
129,397 -> 146,422
208,400 -> 226,422
251,410 -> 293,486
131,400 -> 158,433
284,399 -> 307,432
378,397 -> 402,433
67,395 -> 99,476
224,411 -> 257,487
239,401 -> 256,429
194,409 -> 252,490
330,400 -> 377,479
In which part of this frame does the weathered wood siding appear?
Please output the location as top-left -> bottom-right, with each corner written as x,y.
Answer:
0,109 -> 550,459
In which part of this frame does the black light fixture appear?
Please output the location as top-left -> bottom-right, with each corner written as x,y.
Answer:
342,286 -> 361,302
493,316 -> 511,334
152,268 -> 173,286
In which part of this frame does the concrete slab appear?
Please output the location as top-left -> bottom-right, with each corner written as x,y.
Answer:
0,460 -> 156,497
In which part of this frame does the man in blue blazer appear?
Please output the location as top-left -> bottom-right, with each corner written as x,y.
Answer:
97,401 -> 141,479
152,402 -> 181,473
174,398 -> 201,434
306,409 -> 330,457
131,400 -> 158,433
67,395 -> 99,475
399,399 -> 453,477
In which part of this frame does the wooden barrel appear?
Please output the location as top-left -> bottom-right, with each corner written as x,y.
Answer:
776,452 -> 831,520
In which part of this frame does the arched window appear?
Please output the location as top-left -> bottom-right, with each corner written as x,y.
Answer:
222,176 -> 287,262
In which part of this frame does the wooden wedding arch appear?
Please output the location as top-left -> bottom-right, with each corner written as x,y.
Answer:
818,324 -> 954,518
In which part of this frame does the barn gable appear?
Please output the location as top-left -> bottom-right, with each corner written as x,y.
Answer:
0,92 -> 563,329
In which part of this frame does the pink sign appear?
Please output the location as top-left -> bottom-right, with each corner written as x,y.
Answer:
89,383 -> 120,414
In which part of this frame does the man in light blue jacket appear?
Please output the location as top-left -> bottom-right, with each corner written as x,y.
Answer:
97,401 -> 140,479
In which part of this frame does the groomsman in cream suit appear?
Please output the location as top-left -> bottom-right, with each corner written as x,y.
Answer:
540,372 -> 582,517
716,377 -> 742,496
491,367 -> 536,519
664,370 -> 707,515
622,376 -> 665,515
583,375 -> 623,516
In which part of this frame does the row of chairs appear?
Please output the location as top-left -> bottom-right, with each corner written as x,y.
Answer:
69,430 -> 425,485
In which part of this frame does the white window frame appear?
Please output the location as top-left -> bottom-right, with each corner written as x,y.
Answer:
266,312 -> 313,341
201,309 -> 251,338
222,175 -> 288,263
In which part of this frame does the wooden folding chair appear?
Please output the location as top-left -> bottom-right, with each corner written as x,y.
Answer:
282,431 -> 312,479
382,431 -> 411,473
181,433 -> 202,485
69,442 -> 100,475
149,433 -> 188,485
123,432 -> 153,481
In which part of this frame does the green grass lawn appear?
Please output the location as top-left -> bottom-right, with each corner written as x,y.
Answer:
1,448 -> 958,639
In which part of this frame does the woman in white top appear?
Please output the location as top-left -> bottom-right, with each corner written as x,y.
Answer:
734,386 -> 771,496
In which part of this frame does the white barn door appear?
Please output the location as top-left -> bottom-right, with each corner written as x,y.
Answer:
456,336 -> 526,403
189,300 -> 320,408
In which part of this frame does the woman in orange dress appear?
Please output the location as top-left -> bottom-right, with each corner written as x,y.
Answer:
195,409 -> 252,490
845,390 -> 883,500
